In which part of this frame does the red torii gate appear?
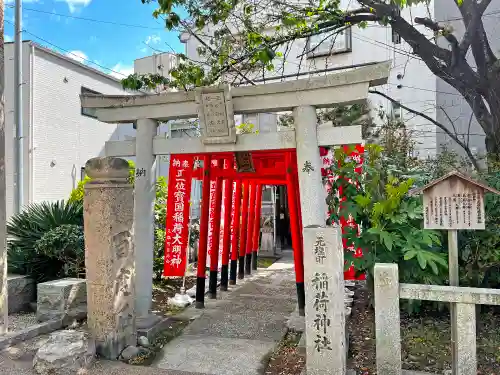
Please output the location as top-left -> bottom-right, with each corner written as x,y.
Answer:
163,146 -> 363,314
188,149 -> 306,311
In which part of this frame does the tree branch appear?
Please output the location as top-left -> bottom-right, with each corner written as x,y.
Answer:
369,89 -> 480,171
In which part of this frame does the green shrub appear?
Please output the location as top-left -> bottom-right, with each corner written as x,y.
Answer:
7,200 -> 84,282
34,224 -> 85,278
326,144 -> 447,291
69,160 -> 136,203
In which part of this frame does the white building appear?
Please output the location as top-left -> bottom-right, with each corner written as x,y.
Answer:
4,41 -> 134,219
179,0 -> 496,159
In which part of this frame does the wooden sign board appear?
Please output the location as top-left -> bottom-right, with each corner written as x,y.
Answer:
195,85 -> 237,145
235,151 -> 255,173
410,171 -> 500,231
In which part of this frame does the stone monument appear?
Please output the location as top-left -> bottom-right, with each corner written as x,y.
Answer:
303,225 -> 346,375
83,157 -> 136,359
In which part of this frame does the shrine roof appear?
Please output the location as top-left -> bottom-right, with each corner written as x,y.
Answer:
409,171 -> 500,196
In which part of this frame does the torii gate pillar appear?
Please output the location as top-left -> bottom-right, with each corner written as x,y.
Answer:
134,118 -> 157,317
294,106 -> 327,226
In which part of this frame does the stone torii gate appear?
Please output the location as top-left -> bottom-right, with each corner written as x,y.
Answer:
81,62 -> 389,364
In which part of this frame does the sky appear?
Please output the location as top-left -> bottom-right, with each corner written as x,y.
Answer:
3,0 -> 185,79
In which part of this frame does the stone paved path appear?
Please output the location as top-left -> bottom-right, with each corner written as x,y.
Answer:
154,252 -> 298,375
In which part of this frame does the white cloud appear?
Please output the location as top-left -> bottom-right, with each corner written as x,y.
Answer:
145,35 -> 161,45
66,50 -> 88,64
4,35 -> 12,43
56,0 -> 92,14
110,63 -> 134,79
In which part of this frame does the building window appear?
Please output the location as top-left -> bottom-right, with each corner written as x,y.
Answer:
391,101 -> 402,120
392,8 -> 401,44
81,87 -> 100,119
307,27 -> 352,58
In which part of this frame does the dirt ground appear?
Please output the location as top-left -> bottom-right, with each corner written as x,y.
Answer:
264,332 -> 305,375
348,288 -> 500,375
151,276 -> 197,314
263,286 -> 500,375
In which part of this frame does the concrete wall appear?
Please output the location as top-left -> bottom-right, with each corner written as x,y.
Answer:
4,41 -> 132,219
434,0 -> 500,160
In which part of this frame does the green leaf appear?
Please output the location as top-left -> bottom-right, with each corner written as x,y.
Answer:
416,252 -> 427,269
380,231 -> 393,251
403,249 -> 417,260
428,260 -> 438,275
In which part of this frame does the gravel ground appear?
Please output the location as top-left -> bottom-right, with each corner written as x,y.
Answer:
7,313 -> 38,333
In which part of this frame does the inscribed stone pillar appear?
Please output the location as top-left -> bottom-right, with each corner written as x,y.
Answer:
134,118 -> 157,317
374,263 -> 402,375
303,226 -> 346,375
293,105 -> 327,227
84,157 -> 136,359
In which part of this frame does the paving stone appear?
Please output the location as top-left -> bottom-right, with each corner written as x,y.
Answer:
182,310 -> 288,341
155,335 -> 275,375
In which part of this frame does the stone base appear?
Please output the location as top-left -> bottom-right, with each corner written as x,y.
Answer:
37,278 -> 87,323
136,314 -> 174,342
8,275 -> 35,314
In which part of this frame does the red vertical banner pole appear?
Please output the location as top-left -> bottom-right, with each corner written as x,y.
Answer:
220,158 -> 233,291
286,152 -> 306,316
239,180 -> 250,279
230,180 -> 242,284
208,159 -> 223,299
252,184 -> 263,270
245,182 -> 257,275
195,154 -> 212,309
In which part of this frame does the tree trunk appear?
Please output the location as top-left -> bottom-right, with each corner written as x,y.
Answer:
0,0 -> 8,333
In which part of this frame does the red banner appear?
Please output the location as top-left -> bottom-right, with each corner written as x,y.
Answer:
230,181 -> 237,244
207,159 -> 220,268
164,155 -> 194,277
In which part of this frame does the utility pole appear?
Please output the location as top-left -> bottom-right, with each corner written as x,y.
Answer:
13,0 -> 23,214
0,0 -> 10,334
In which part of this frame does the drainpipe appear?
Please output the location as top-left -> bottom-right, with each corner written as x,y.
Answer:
13,0 -> 24,214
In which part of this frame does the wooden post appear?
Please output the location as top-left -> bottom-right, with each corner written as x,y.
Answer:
230,181 -> 242,285
208,159 -> 224,299
448,229 -> 459,375
239,180 -> 250,279
245,182 -> 256,275
286,153 -> 305,316
195,155 -> 212,309
220,158 -> 233,291
252,184 -> 263,270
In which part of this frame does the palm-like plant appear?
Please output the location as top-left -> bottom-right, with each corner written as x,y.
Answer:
7,200 -> 83,282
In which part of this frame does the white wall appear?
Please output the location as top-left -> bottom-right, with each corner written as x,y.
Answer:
29,44 -> 130,206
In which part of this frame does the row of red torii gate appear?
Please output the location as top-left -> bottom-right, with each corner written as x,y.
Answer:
163,145 -> 365,313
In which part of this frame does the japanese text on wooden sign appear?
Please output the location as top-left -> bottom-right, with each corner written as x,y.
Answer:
163,155 -> 194,277
312,233 -> 333,353
422,183 -> 485,230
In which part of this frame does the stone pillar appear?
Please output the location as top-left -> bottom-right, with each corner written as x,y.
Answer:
303,226 -> 346,375
84,157 -> 136,359
374,263 -> 402,375
293,105 -> 327,227
134,118 -> 157,317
